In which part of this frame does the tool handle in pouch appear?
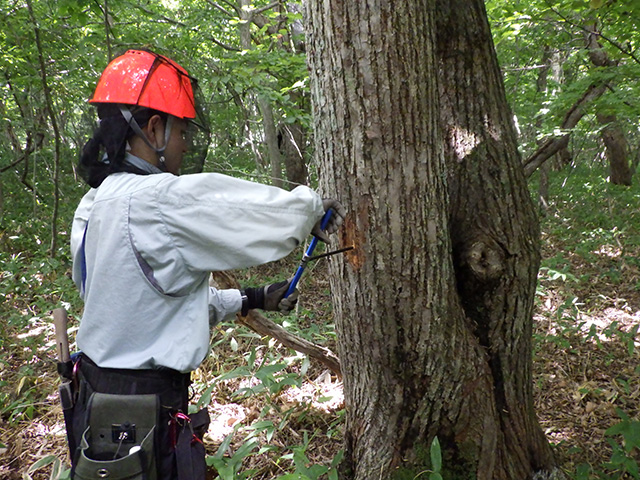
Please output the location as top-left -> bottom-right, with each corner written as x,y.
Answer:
53,308 -> 74,410
53,308 -> 70,363
285,209 -> 333,298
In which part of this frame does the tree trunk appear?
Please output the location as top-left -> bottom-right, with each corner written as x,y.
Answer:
238,0 -> 285,188
305,0 -> 555,478
27,0 -> 61,256
436,0 -> 555,477
278,120 -> 309,187
258,95 -> 285,188
598,113 -> 632,185
535,47 -> 551,210
586,22 -> 632,185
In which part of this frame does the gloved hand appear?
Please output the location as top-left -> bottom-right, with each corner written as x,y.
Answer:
311,198 -> 347,243
241,279 -> 298,316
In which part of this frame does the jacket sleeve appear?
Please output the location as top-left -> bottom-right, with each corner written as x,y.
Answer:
155,173 -> 325,272
70,189 -> 97,295
209,287 -> 243,326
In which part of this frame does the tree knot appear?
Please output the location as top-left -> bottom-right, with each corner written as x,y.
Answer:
461,241 -> 504,281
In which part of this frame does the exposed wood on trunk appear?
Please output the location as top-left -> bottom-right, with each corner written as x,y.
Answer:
210,271 -> 342,377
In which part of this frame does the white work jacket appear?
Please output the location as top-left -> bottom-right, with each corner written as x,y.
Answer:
71,167 -> 324,372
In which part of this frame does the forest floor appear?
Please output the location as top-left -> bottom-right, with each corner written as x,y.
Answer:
1,173 -> 639,479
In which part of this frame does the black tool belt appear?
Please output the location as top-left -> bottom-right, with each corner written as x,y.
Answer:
68,354 -> 209,480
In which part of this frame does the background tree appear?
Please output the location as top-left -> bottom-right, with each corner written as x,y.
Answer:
306,0 -> 555,478
487,0 -> 640,183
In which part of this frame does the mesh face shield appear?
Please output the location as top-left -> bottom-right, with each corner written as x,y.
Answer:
180,82 -> 211,175
139,53 -> 211,175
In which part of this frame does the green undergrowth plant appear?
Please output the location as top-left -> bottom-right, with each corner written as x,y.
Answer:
391,436 -> 444,480
532,164 -> 640,480
0,196 -> 82,426
21,454 -> 71,480
571,408 -> 640,480
195,261 -> 343,479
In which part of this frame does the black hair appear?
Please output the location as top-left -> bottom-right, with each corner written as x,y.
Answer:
77,104 -> 167,188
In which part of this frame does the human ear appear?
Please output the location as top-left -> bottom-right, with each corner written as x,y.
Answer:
146,115 -> 165,148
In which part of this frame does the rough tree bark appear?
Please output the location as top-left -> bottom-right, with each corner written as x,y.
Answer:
436,0 -> 555,477
306,0 -> 555,479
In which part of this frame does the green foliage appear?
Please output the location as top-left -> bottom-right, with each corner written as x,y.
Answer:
191,296 -> 341,480
391,437 -> 447,480
603,409 -> 640,478
23,454 -> 70,480
429,437 -> 444,480
571,408 -> 640,479
487,0 -> 640,170
2,1 -> 640,478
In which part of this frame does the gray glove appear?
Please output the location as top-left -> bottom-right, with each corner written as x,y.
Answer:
311,198 -> 347,243
264,280 -> 299,313
241,279 -> 298,316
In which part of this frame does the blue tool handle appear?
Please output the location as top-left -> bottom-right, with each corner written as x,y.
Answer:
284,209 -> 333,298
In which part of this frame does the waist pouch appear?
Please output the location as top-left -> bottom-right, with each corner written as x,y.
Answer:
71,356 -> 209,480
171,409 -> 210,480
74,392 -> 158,480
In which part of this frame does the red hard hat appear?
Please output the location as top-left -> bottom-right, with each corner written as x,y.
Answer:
89,50 -> 196,119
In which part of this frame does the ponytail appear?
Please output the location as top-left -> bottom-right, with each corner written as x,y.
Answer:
78,129 -> 111,188
77,104 -> 165,188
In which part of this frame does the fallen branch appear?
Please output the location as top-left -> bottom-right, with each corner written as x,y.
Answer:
211,271 -> 342,378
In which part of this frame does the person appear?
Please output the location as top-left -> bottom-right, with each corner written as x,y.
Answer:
66,49 -> 345,480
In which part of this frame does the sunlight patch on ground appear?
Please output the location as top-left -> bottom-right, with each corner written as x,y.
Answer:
16,324 -> 48,340
592,244 -> 622,258
535,296 -> 639,346
582,308 -> 640,346
207,372 -> 344,444
280,372 -> 344,413
207,401 -> 247,442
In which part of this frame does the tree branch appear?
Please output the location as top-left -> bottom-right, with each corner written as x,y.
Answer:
204,0 -> 238,17
210,271 -> 342,377
208,35 -> 241,52
523,83 -> 608,177
130,3 -> 240,52
132,3 -> 187,26
252,1 -> 280,16
0,156 -> 28,175
27,0 -> 62,255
